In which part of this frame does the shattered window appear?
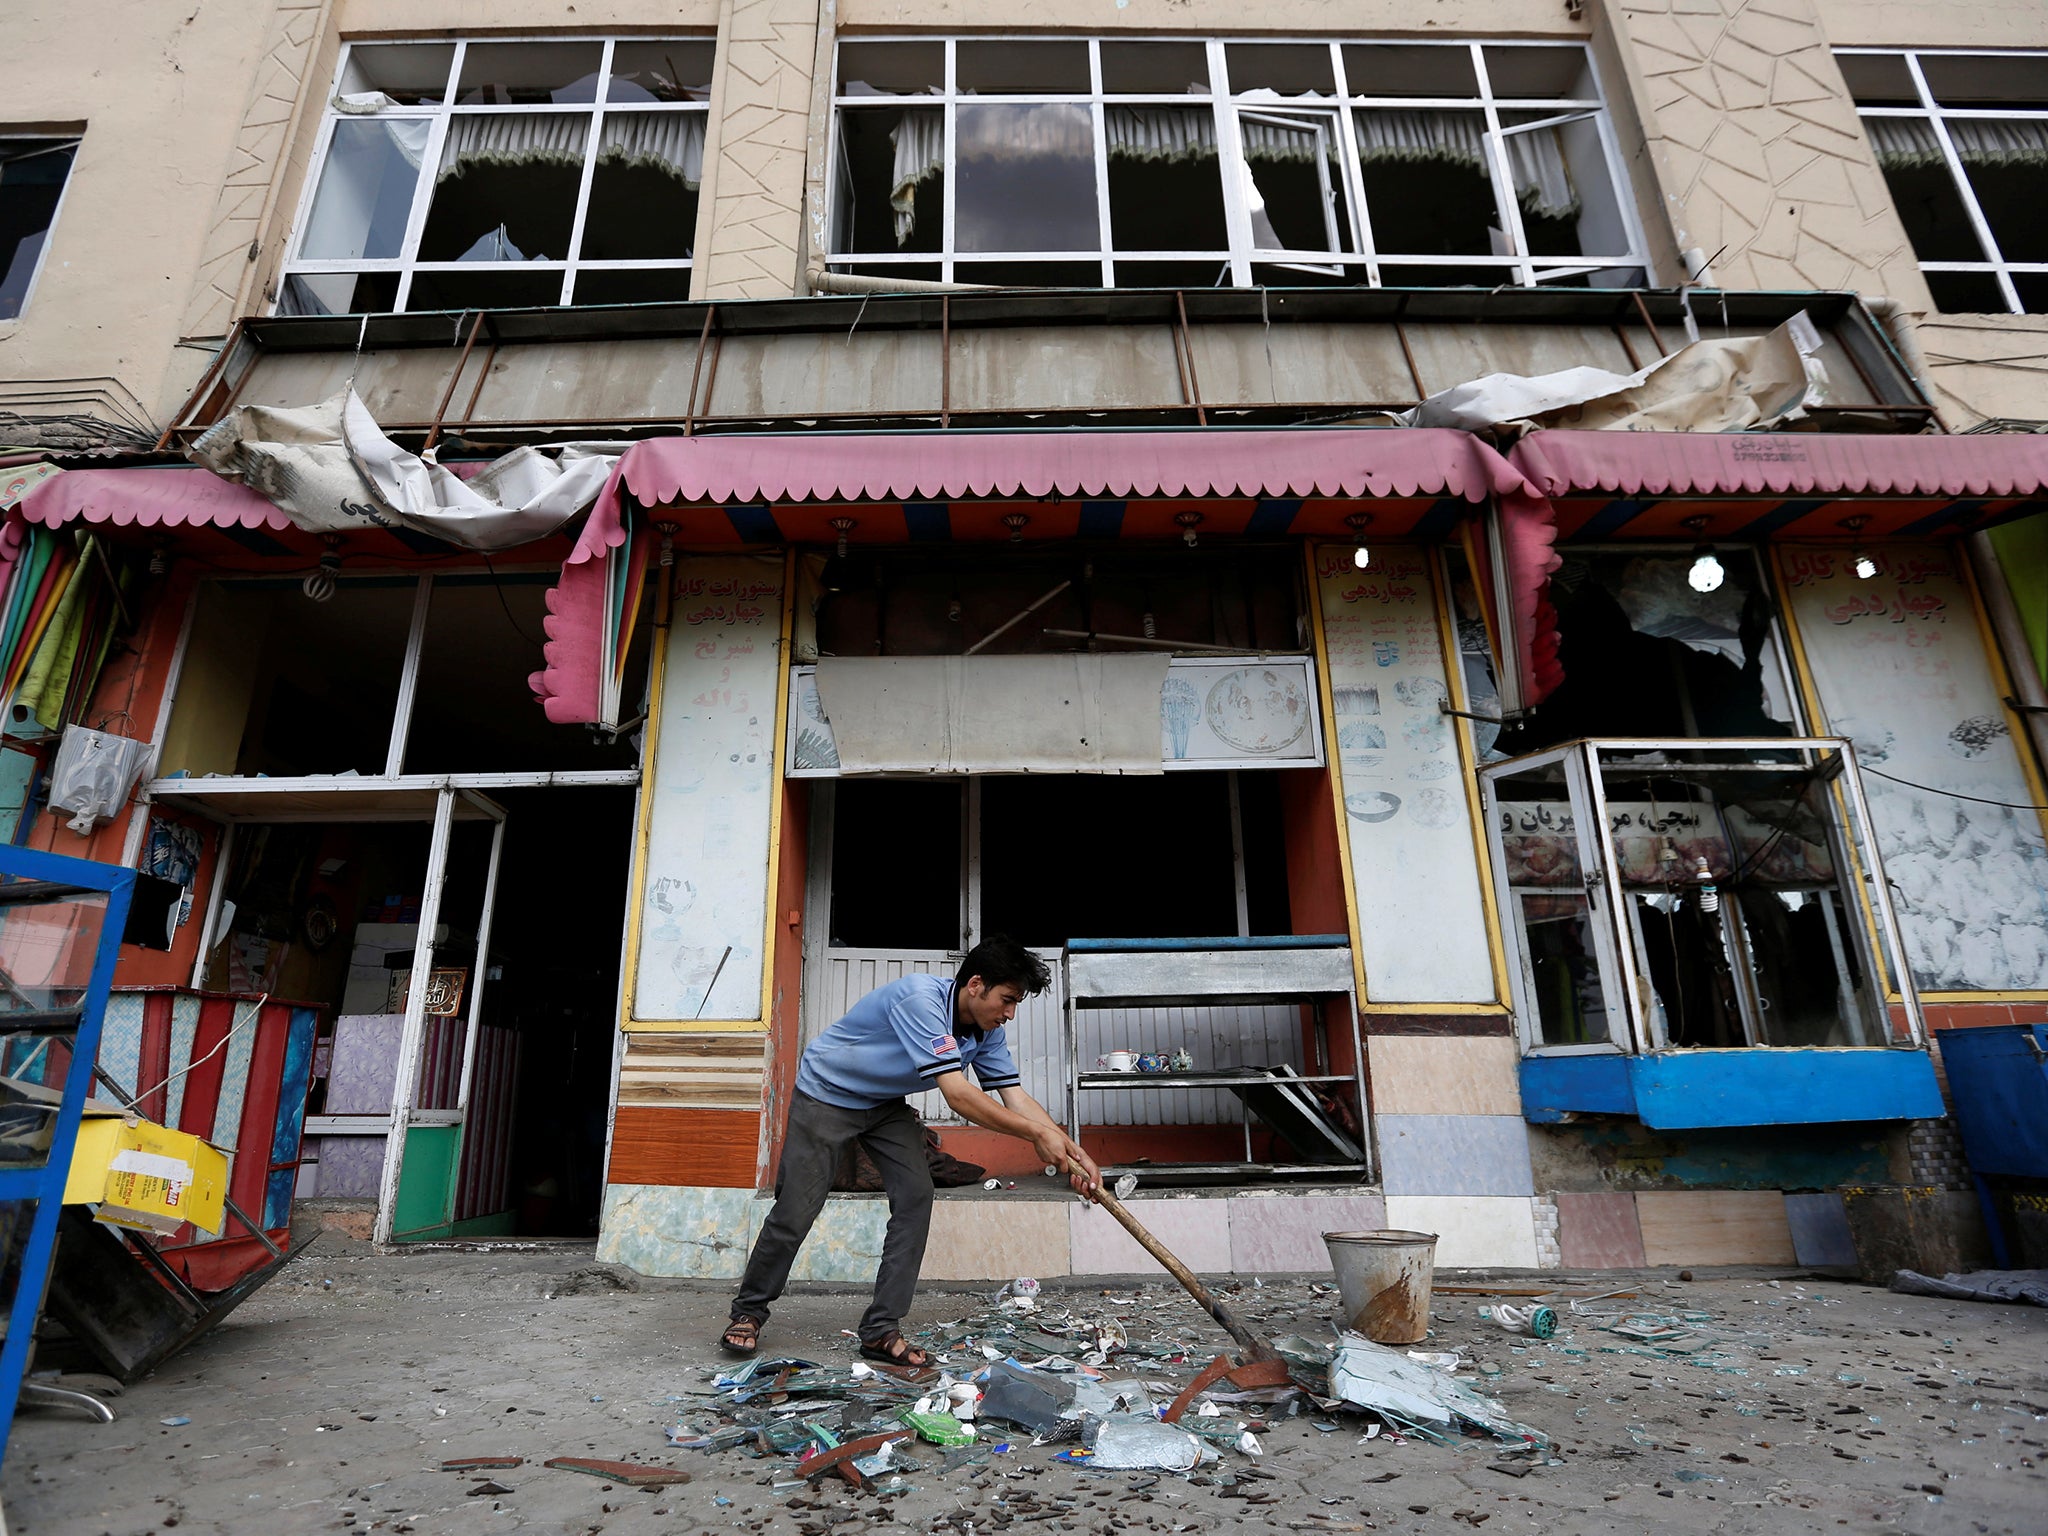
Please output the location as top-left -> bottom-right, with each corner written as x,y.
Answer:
281,38 -> 712,315
827,37 -> 1645,290
1843,48 -> 2048,314
0,136 -> 80,321
1499,549 -> 1802,755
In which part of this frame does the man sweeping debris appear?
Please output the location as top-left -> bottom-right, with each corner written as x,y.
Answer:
722,937 -> 1101,1368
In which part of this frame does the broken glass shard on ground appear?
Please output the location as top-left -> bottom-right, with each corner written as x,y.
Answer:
979,1360 -> 1079,1437
1319,1333 -> 1550,1446
1081,1415 -> 1208,1471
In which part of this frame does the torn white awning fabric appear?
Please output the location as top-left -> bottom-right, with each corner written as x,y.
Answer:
813,655 -> 1171,774
1399,312 -> 1827,435
189,389 -> 622,553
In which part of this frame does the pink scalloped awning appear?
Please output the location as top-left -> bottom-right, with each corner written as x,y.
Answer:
610,426 -> 1519,506
1508,429 -> 2048,500
528,429 -> 1527,722
18,466 -> 290,530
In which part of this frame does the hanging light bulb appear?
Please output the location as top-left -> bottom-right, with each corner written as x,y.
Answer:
302,535 -> 343,602
829,516 -> 857,558
1838,516 -> 1876,580
1174,511 -> 1204,547
1678,514 -> 1722,593
1345,512 -> 1373,570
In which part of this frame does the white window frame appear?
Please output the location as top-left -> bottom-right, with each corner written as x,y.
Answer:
1842,47 -> 2048,315
826,35 -> 1648,290
278,36 -> 712,315
0,134 -> 83,323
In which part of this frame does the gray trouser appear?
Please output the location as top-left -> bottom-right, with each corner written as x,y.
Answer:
731,1090 -> 935,1340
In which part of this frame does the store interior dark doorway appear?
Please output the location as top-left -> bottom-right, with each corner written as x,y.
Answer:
440,786 -> 635,1236
213,786 -> 633,1238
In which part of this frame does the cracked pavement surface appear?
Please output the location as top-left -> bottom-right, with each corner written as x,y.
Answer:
7,1239 -> 2045,1534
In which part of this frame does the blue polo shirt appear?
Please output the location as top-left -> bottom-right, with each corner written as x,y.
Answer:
795,973 -> 1023,1110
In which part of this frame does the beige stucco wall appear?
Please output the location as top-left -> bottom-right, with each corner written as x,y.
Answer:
1813,0 -> 2048,50
9,0 -> 2048,432
1596,0 -> 1928,304
0,0 -> 276,435
1914,316 -> 2048,428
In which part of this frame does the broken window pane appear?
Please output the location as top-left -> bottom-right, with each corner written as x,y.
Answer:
1225,43 -> 1335,96
405,578 -> 638,773
339,43 -> 456,106
1113,259 -> 1233,288
1922,271 -> 2009,313
1520,893 -> 1614,1046
838,41 -> 944,96
1837,52 -> 1918,107
300,117 -> 428,260
953,102 -> 1098,252
1100,42 -> 1211,96
1377,262 -> 1515,288
0,138 -> 77,320
1483,46 -> 1594,100
949,260 -> 1100,287
165,581 -> 416,778
1500,111 -> 1629,260
837,107 -> 943,253
279,271 -> 401,316
406,269 -> 564,311
418,113 -> 586,262
456,41 -> 606,105
1341,44 -> 1477,99
829,261 -> 942,284
608,40 -> 714,102
830,780 -> 962,948
957,40 -> 1090,95
2011,272 -> 2048,313
1353,109 -> 1500,256
1249,262 -> 1360,287
572,269 -> 693,304
981,775 -> 1239,945
582,112 -> 702,259
1875,153 -> 1991,263
1955,121 -> 2048,261
1106,107 -> 1227,252
1240,111 -> 1349,254
1739,888 -> 1877,1048
1919,52 -> 2048,107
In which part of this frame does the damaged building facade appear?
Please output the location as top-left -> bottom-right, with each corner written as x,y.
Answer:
2,0 -> 2046,1284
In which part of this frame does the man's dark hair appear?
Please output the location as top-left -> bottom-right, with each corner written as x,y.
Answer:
959,935 -> 1051,997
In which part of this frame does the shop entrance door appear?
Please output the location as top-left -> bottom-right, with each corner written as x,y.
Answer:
151,781 -> 506,1243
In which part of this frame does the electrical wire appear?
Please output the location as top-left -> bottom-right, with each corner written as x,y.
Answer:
481,553 -> 545,649
1860,765 -> 2048,813
129,992 -> 269,1103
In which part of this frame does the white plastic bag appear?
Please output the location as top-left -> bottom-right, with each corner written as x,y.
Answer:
47,725 -> 151,834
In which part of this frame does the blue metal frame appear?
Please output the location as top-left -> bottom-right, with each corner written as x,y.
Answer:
1519,1046 -> 1944,1130
0,844 -> 135,1464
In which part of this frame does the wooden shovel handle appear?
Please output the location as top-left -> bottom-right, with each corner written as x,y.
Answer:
1069,1163 -> 1278,1363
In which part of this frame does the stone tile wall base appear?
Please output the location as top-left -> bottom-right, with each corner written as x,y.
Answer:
594,1185 -> 1548,1280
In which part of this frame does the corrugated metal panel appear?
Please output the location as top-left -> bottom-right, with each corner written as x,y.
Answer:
815,950 -> 1301,1129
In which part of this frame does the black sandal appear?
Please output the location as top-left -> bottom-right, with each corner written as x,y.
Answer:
858,1331 -> 932,1371
720,1316 -> 761,1357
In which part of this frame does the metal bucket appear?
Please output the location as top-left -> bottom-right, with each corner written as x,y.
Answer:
1323,1229 -> 1438,1344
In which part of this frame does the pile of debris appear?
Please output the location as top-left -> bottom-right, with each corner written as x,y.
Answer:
659,1283 -> 1551,1499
